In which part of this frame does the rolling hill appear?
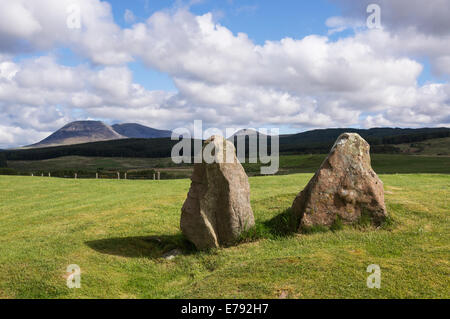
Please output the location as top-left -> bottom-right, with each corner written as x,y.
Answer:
4,127 -> 449,161
229,129 -> 264,137
112,123 -> 172,139
278,127 -> 450,153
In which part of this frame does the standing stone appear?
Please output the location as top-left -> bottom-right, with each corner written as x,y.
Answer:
180,135 -> 255,250
291,133 -> 387,231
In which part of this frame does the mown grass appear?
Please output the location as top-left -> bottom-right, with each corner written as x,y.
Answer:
0,174 -> 449,298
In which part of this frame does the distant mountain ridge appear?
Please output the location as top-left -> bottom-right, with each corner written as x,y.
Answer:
26,120 -> 173,148
228,129 -> 267,139
27,121 -> 125,148
8,126 -> 449,161
112,123 -> 172,139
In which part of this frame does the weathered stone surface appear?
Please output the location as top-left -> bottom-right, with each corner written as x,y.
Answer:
180,135 -> 255,250
291,133 -> 387,231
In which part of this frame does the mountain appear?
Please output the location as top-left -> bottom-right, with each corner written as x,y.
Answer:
26,121 -> 173,149
28,121 -> 125,148
112,123 -> 172,138
228,129 -> 267,139
8,126 -> 449,161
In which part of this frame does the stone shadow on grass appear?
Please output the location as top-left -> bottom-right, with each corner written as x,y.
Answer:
238,208 -> 297,242
263,207 -> 297,237
85,234 -> 196,259
88,209 -> 299,256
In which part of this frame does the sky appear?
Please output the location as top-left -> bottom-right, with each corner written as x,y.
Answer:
0,0 -> 449,148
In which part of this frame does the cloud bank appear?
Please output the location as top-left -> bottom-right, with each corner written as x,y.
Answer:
0,0 -> 449,147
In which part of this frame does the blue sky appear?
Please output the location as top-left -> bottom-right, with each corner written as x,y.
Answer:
53,0 -> 349,92
108,0 -> 345,92
0,0 -> 449,147
109,0 -> 341,39
58,0 -> 441,92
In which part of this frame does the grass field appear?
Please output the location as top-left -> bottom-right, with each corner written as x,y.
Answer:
394,137 -> 450,155
0,173 -> 448,298
7,153 -> 450,176
7,156 -> 182,172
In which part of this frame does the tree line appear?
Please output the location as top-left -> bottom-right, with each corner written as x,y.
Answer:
3,127 -> 449,161
0,152 -> 7,167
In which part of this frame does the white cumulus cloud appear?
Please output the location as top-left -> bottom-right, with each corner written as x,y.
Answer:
0,1 -> 448,148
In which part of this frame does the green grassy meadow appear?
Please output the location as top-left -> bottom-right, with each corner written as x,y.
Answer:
7,156 -> 183,172
0,173 -> 448,298
7,153 -> 450,176
394,137 -> 450,155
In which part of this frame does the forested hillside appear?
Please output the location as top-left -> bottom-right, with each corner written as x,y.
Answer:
5,127 -> 449,161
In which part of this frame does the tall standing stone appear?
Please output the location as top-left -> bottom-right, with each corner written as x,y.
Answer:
291,133 -> 388,231
180,135 -> 255,250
